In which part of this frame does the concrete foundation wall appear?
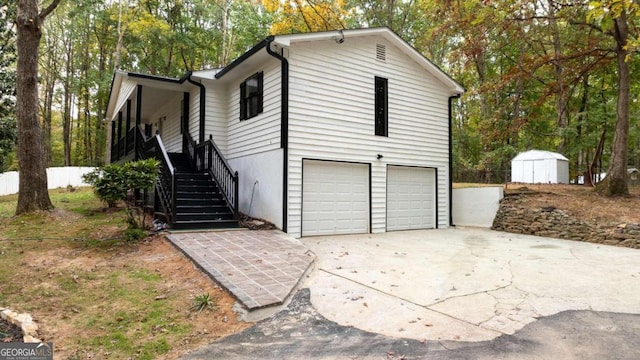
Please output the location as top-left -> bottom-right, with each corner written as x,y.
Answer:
452,186 -> 504,227
228,149 -> 284,229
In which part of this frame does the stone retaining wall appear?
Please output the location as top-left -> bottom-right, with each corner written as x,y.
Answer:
492,194 -> 640,249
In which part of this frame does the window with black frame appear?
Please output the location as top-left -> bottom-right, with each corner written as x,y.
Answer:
374,76 -> 388,137
240,72 -> 263,120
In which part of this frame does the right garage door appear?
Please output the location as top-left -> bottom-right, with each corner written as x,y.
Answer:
387,166 -> 436,231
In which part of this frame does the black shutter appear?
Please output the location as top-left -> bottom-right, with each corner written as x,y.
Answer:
181,92 -> 190,134
257,72 -> 264,114
240,81 -> 247,120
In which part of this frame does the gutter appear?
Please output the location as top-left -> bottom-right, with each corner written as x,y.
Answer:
449,94 -> 461,227
265,38 -> 290,233
187,71 -> 206,143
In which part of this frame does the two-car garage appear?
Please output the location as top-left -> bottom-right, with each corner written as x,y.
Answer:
301,160 -> 436,236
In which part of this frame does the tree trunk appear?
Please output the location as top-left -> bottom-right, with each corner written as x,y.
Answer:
62,38 -> 73,166
600,11 -> 630,196
15,0 -> 60,214
548,0 -> 569,154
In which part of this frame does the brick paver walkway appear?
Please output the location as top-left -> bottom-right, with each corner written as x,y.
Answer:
167,230 -> 315,310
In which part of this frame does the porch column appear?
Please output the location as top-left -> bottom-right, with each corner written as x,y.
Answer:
181,92 -> 189,151
135,85 -> 142,160
125,99 -> 131,158
111,116 -> 117,147
117,111 -> 123,160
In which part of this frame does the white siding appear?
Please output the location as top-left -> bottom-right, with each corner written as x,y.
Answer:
286,36 -> 451,237
188,87 -> 201,144
202,82 -> 228,152
149,95 -> 182,152
225,60 -> 282,159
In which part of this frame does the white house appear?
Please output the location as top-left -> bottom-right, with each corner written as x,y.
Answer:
511,150 -> 570,184
105,27 -> 464,237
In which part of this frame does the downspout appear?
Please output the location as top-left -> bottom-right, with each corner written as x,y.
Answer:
266,37 -> 289,232
187,71 -> 206,143
449,94 -> 461,227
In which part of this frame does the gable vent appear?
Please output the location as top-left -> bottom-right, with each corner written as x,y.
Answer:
376,43 -> 386,61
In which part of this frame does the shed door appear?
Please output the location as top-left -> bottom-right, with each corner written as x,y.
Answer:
387,166 -> 436,231
302,160 -> 369,236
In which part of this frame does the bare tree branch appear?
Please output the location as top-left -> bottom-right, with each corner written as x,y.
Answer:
39,0 -> 63,20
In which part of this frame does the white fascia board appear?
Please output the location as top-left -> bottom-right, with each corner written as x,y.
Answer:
192,69 -> 222,80
105,70 -> 127,121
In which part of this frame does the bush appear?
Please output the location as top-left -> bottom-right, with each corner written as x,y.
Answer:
83,159 -> 159,230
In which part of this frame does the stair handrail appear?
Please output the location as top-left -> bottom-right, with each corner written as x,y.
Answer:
153,134 -> 176,223
136,126 -> 176,224
195,135 -> 239,219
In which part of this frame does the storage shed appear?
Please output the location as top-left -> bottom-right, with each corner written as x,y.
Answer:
511,150 -> 569,184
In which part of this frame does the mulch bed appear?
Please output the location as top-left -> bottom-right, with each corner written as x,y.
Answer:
0,317 -> 22,343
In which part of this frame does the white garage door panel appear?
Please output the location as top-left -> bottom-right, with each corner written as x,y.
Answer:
387,166 -> 435,231
303,161 -> 369,236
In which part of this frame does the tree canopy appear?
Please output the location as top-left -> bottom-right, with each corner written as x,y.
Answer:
8,0 -> 639,196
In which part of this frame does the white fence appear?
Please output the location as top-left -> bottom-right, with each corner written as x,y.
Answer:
0,167 -> 96,196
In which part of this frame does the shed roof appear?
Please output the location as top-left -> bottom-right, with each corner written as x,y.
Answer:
512,150 -> 569,162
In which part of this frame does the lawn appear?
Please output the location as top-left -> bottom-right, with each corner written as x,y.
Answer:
0,187 -> 249,359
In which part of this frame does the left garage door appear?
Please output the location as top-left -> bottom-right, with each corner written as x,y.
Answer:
302,160 -> 369,236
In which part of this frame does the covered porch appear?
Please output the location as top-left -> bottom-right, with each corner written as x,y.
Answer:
105,71 -> 240,230
106,71 -> 195,163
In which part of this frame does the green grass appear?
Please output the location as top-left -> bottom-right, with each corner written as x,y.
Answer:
0,187 -> 126,242
0,188 -> 226,359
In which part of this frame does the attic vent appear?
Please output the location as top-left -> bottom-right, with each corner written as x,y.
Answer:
376,43 -> 386,61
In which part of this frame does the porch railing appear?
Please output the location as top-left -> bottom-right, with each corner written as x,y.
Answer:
184,132 -> 238,219
111,127 -> 137,162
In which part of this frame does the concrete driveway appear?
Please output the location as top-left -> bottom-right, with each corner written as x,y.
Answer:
301,227 -> 640,342
183,228 -> 640,359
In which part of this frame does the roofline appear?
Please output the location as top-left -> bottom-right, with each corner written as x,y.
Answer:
214,37 -> 272,79
126,71 -> 192,84
272,27 -> 465,95
105,70 -> 195,122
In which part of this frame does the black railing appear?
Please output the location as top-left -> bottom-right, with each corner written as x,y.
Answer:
185,132 -> 238,219
111,127 -> 137,162
136,127 -> 176,224
125,127 -> 135,154
154,135 -> 176,223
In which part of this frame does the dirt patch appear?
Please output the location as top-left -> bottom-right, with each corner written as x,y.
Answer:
495,184 -> 640,248
3,236 -> 251,359
504,184 -> 640,225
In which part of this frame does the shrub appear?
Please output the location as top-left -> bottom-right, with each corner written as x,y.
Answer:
83,159 -> 159,230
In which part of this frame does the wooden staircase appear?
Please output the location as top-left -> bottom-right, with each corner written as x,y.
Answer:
167,153 -> 239,230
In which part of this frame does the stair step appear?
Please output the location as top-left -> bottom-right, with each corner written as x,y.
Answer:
175,212 -> 235,221
161,152 -> 237,230
176,198 -> 227,208
176,205 -> 230,213
176,185 -> 219,192
171,219 -> 239,230
175,194 -> 223,202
